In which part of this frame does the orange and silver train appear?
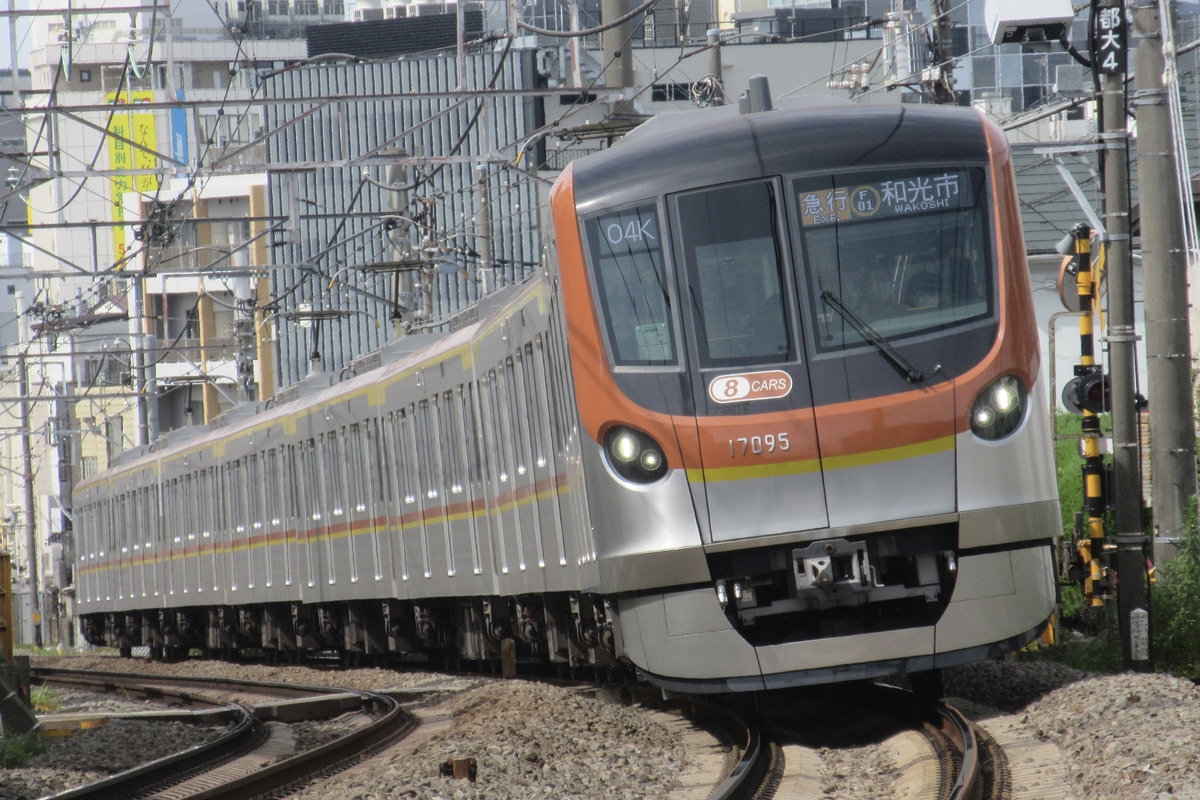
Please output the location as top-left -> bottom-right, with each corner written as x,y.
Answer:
75,100 -> 1059,693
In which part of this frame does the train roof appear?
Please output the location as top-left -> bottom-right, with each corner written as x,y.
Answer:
569,102 -> 995,215
83,274 -> 547,484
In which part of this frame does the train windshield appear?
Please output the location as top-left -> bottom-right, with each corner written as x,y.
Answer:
675,181 -> 792,368
584,203 -> 677,367
796,167 -> 992,353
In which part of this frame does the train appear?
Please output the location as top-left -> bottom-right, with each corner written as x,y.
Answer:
74,97 -> 1060,694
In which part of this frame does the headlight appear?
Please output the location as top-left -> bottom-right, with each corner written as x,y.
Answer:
970,375 -> 1027,440
604,426 -> 669,483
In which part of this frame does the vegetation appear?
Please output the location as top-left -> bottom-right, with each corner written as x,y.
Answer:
30,686 -> 59,713
1050,412 -> 1093,628
1148,499 -> 1200,680
0,732 -> 46,769
1039,412 -> 1200,678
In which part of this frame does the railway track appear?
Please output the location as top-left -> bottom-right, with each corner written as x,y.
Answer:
31,667 -> 413,800
28,661 -> 1005,800
748,682 -> 998,800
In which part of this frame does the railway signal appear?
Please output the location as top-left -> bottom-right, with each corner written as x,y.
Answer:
1060,224 -> 1112,607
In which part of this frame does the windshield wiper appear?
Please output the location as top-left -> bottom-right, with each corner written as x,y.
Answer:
820,290 -> 936,384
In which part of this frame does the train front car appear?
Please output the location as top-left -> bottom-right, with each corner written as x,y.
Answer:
550,103 -> 1059,693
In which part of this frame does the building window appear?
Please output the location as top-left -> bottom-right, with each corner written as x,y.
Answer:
325,0 -> 344,14
296,0 -> 319,14
79,69 -> 92,82
652,83 -> 691,102
268,0 -> 288,14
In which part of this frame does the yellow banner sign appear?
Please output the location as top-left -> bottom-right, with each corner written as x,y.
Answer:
107,90 -> 159,264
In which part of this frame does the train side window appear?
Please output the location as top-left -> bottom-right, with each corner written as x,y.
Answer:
282,444 -> 298,586
265,448 -> 280,588
229,459 -> 245,591
433,393 -> 457,575
477,373 -> 498,486
408,403 -> 434,579
491,368 -> 514,483
522,343 -> 548,471
204,468 -> 219,591
675,181 -> 793,368
584,203 -> 678,367
383,411 -> 412,581
462,383 -> 484,486
456,386 -> 484,575
542,311 -> 573,455
249,454 -> 263,589
416,400 -> 436,499
361,419 -> 385,581
348,423 -> 369,512
327,429 -> 347,517
437,392 -> 464,495
317,434 -> 338,585
140,486 -> 152,597
342,426 -> 362,583
505,357 -> 528,478
298,439 -> 319,587
115,494 -> 127,599
165,482 -> 177,595
513,349 -> 546,568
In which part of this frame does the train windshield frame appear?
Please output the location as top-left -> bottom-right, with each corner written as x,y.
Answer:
794,166 -> 994,354
673,180 -> 794,369
582,202 -> 680,368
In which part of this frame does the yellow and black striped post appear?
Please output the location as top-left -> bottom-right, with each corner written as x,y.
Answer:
1071,224 -> 1109,606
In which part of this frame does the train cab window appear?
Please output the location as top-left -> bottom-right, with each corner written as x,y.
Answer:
675,181 -> 792,368
796,167 -> 993,352
584,203 -> 677,367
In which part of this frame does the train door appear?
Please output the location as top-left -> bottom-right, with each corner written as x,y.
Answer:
670,179 -> 829,542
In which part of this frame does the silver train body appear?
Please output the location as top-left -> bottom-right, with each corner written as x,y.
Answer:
76,102 -> 1059,693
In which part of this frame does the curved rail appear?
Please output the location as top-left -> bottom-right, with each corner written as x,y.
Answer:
32,670 -> 262,800
937,702 -> 981,800
874,683 -> 983,800
756,682 -> 986,800
648,693 -> 765,800
32,667 -> 415,800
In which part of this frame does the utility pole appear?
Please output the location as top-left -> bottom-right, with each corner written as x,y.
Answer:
601,0 -> 634,114
928,0 -> 956,103
1098,0 -> 1150,670
16,353 -> 40,647
1133,0 -> 1197,565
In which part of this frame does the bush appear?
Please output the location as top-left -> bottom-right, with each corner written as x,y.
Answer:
1149,499 -> 1200,679
0,733 -> 46,769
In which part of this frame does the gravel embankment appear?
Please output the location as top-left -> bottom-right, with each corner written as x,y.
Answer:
2,684 -> 227,800
5,655 -> 1199,799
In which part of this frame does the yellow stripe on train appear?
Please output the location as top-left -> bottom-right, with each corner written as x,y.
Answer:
687,435 -> 954,483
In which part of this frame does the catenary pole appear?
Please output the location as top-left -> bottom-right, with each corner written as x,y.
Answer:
17,352 -> 40,647
1100,0 -> 1150,670
1133,0 -> 1197,565
601,0 -> 634,115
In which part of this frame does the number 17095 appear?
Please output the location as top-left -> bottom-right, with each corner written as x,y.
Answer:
728,433 -> 790,457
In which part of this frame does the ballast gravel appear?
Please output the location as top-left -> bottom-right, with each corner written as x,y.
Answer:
5,654 -> 1199,800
